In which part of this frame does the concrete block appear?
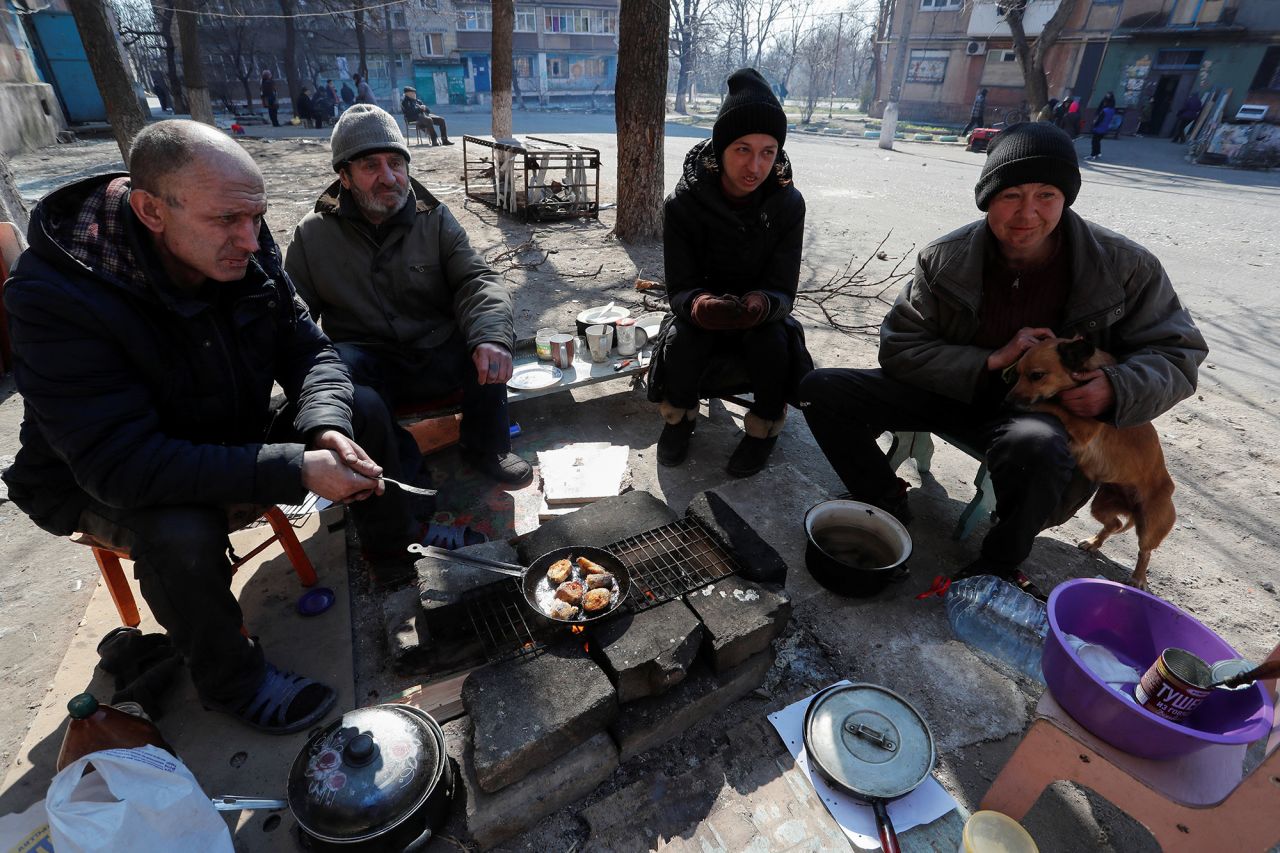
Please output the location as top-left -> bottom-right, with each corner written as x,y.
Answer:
516,490 -> 677,563
383,586 -> 429,673
442,718 -> 619,850
462,642 -> 618,792
416,539 -> 516,613
685,575 -> 792,672
609,649 -> 773,762
686,490 -> 787,585
594,601 -> 703,703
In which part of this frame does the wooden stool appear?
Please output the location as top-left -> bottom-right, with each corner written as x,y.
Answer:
981,645 -> 1280,852
78,505 -> 318,628
889,431 -> 995,540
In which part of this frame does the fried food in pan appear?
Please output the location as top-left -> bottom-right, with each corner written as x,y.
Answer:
546,558 -> 573,584
585,572 -> 614,590
549,600 -> 579,620
555,580 -> 584,605
582,587 -> 612,612
575,556 -> 608,575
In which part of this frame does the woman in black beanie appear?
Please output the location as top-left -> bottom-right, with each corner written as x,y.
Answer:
798,122 -> 1206,597
646,68 -> 813,478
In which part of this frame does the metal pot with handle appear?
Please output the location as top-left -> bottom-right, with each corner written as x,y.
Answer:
803,683 -> 936,853
287,704 -> 453,852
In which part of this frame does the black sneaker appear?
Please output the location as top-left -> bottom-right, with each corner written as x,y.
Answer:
461,448 -> 533,485
726,434 -> 779,478
839,477 -> 913,525
657,418 -> 695,467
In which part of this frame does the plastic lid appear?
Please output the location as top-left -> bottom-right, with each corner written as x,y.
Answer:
67,693 -> 100,720
804,683 -> 935,799
297,587 -> 336,617
962,810 -> 1039,853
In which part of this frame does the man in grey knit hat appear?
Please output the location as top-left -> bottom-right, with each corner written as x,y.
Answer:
286,106 -> 531,564
799,122 -> 1206,597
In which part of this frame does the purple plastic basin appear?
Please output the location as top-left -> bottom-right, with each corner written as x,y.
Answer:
1043,578 -> 1274,760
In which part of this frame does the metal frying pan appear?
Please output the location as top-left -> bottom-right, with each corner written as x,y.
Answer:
412,544 -> 631,625
802,683 -> 937,853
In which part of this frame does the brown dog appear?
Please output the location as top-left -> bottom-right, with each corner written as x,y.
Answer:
1006,337 -> 1175,590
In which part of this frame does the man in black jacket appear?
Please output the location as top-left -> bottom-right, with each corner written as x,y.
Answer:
649,68 -> 812,478
3,121 -> 422,734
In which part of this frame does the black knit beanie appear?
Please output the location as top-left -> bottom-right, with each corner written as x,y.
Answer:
712,68 -> 787,160
975,122 -> 1080,211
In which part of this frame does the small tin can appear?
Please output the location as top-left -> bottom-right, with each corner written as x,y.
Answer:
1134,647 -> 1212,723
1209,658 -> 1256,691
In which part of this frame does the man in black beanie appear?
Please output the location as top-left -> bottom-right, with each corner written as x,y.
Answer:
647,68 -> 813,478
798,123 -> 1206,596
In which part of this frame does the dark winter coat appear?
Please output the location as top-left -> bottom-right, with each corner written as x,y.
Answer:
647,138 -> 813,403
2,174 -> 354,536
285,178 -> 514,354
879,207 -> 1207,428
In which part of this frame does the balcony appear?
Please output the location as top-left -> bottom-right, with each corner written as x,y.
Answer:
967,0 -> 1063,37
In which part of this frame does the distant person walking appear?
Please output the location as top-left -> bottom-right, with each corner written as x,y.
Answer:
961,88 -> 988,136
340,80 -> 355,110
1171,92 -> 1203,143
354,73 -> 375,105
260,70 -> 279,127
1086,92 -> 1116,161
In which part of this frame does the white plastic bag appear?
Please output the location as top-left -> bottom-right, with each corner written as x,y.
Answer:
45,745 -> 232,853
0,796 -> 52,853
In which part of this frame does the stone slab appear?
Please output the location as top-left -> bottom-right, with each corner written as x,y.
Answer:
685,575 -> 793,672
461,641 -> 618,792
609,649 -> 773,763
593,600 -> 703,703
516,490 -> 677,563
686,490 -> 788,585
442,718 -> 620,850
384,585 -> 431,673
416,539 -> 518,614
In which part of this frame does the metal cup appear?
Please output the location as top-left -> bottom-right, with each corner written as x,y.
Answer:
585,324 -> 613,363
549,334 -> 575,369
1134,647 -> 1213,723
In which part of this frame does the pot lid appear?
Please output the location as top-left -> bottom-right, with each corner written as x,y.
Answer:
288,704 -> 444,842
804,683 -> 935,800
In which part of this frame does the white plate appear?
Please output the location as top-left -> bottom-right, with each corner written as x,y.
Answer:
637,311 -> 668,340
509,363 -> 563,391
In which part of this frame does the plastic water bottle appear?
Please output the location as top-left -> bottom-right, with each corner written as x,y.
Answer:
945,575 -> 1048,683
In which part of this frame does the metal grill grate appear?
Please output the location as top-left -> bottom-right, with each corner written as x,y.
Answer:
606,517 -> 741,611
462,580 -> 552,664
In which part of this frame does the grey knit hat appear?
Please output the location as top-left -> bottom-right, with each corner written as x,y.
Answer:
975,122 -> 1080,210
330,104 -> 411,170
712,68 -> 787,160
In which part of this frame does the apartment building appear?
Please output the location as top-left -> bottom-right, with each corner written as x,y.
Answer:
879,0 -> 1280,131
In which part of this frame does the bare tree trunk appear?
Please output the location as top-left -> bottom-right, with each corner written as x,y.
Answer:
176,0 -> 214,124
354,2 -> 368,79
383,4 -> 396,110
1003,0 -> 1077,114
675,54 -> 692,114
276,0 -> 301,114
491,0 -> 513,137
69,0 -> 149,165
614,0 -> 667,242
153,4 -> 189,114
0,153 -> 28,235
870,0 -> 892,111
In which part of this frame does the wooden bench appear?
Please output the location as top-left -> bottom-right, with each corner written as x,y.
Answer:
888,431 -> 995,541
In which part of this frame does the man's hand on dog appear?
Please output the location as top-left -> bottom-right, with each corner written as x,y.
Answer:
987,327 -> 1056,372
303,429 -> 385,503
1060,368 -> 1115,417
473,342 -> 514,385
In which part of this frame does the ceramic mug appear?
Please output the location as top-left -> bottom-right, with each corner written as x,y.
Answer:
585,324 -> 613,363
614,317 -> 649,356
549,333 -> 575,369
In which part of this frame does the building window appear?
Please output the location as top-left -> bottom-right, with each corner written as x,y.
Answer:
1253,46 -> 1280,91
581,57 -> 606,77
514,55 -> 534,77
920,0 -> 961,10
391,10 -> 406,27
906,49 -> 949,83
547,57 -> 568,77
421,32 -> 444,56
516,7 -> 538,32
456,6 -> 492,30
543,7 -> 617,34
1155,49 -> 1204,69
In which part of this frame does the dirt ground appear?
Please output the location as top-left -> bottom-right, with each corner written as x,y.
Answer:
3,116 -> 1279,850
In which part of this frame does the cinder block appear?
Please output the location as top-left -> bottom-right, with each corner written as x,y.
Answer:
685,575 -> 792,672
594,601 -> 703,703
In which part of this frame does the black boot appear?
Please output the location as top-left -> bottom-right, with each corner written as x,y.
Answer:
726,434 -> 779,478
657,411 -> 696,467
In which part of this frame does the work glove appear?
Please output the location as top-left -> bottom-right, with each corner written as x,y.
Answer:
690,293 -> 747,330
742,291 -> 772,327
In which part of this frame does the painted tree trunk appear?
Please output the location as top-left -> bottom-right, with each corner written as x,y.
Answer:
176,0 -> 214,125
68,0 -> 148,165
613,0 -> 668,242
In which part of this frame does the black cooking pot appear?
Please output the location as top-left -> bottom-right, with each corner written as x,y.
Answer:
803,500 -> 911,597
289,704 -> 453,852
